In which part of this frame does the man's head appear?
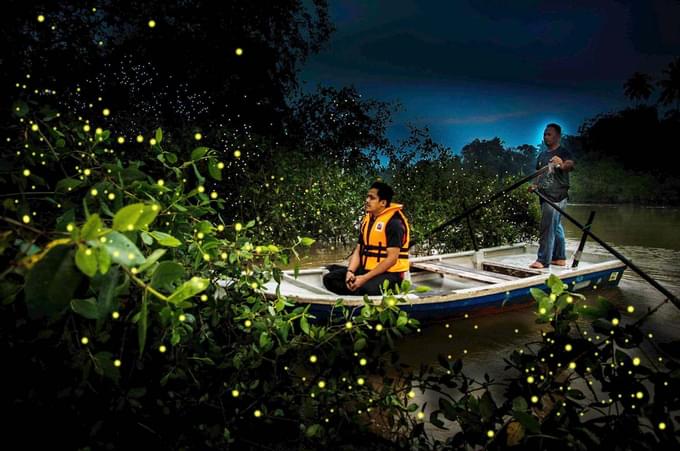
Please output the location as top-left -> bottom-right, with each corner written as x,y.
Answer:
365,181 -> 394,216
543,123 -> 562,149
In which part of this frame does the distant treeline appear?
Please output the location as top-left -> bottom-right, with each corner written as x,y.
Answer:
457,104 -> 680,206
456,59 -> 680,206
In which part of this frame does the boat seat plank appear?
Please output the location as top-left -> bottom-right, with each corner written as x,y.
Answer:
435,262 -> 519,281
410,261 -> 508,284
481,261 -> 542,278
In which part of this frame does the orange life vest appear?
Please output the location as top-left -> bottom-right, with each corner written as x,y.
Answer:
360,203 -> 410,272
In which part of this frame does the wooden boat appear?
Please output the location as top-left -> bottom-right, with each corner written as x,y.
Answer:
262,243 -> 627,321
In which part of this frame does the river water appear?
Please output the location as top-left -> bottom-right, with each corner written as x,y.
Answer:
396,204 -> 680,371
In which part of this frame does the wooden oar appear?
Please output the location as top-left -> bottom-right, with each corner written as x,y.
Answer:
411,165 -> 550,249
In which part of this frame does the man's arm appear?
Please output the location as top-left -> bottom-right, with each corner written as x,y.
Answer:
345,244 -> 362,289
549,155 -> 575,172
550,148 -> 575,172
347,244 -> 361,273
349,247 -> 399,291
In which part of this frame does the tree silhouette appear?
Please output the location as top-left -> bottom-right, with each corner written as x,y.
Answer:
288,85 -> 394,165
460,138 -> 536,177
658,57 -> 680,111
0,0 -> 333,140
623,72 -> 654,104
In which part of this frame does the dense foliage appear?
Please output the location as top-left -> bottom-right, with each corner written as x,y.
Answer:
1,103 -> 429,449
3,95 -> 677,450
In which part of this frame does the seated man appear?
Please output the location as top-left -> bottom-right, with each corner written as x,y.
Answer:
323,181 -> 410,296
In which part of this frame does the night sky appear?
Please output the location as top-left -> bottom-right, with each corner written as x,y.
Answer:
301,0 -> 680,152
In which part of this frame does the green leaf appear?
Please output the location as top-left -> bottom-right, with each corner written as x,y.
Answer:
208,159 -> 222,180
192,162 -> 205,184
555,293 -> 571,310
149,231 -> 182,247
400,279 -> 412,292
514,411 -> 540,434
300,237 -> 315,246
0,279 -> 22,305
93,351 -> 120,383
579,297 -> 617,320
198,220 -> 212,234
99,231 -> 145,267
140,231 -> 153,245
134,204 -> 161,230
166,277 -> 210,305
305,424 -> 321,438
259,331 -> 271,349
71,298 -> 101,320
138,249 -> 166,273
512,396 -> 528,412
75,246 -> 98,277
537,296 -> 552,317
112,203 -> 160,232
479,391 -> 496,422
81,214 -> 103,240
171,331 -> 181,346
546,274 -> 565,295
191,146 -> 209,160
396,312 -> 408,327
151,261 -> 185,291
95,266 -> 120,319
56,209 -> 76,232
430,412 -> 446,429
300,316 -> 310,335
97,246 -> 111,274
155,128 -> 163,144
56,177 -> 83,193
530,287 -> 547,302
415,285 -> 430,293
354,337 -> 367,352
25,245 -> 83,319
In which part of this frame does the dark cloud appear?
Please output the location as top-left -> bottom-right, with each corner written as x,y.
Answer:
301,0 -> 679,150
308,0 -> 679,86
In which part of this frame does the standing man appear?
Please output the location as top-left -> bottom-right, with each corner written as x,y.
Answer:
323,181 -> 411,296
529,123 -> 575,269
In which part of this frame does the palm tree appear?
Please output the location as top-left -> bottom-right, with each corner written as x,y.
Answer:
658,57 -> 680,111
623,72 -> 654,104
